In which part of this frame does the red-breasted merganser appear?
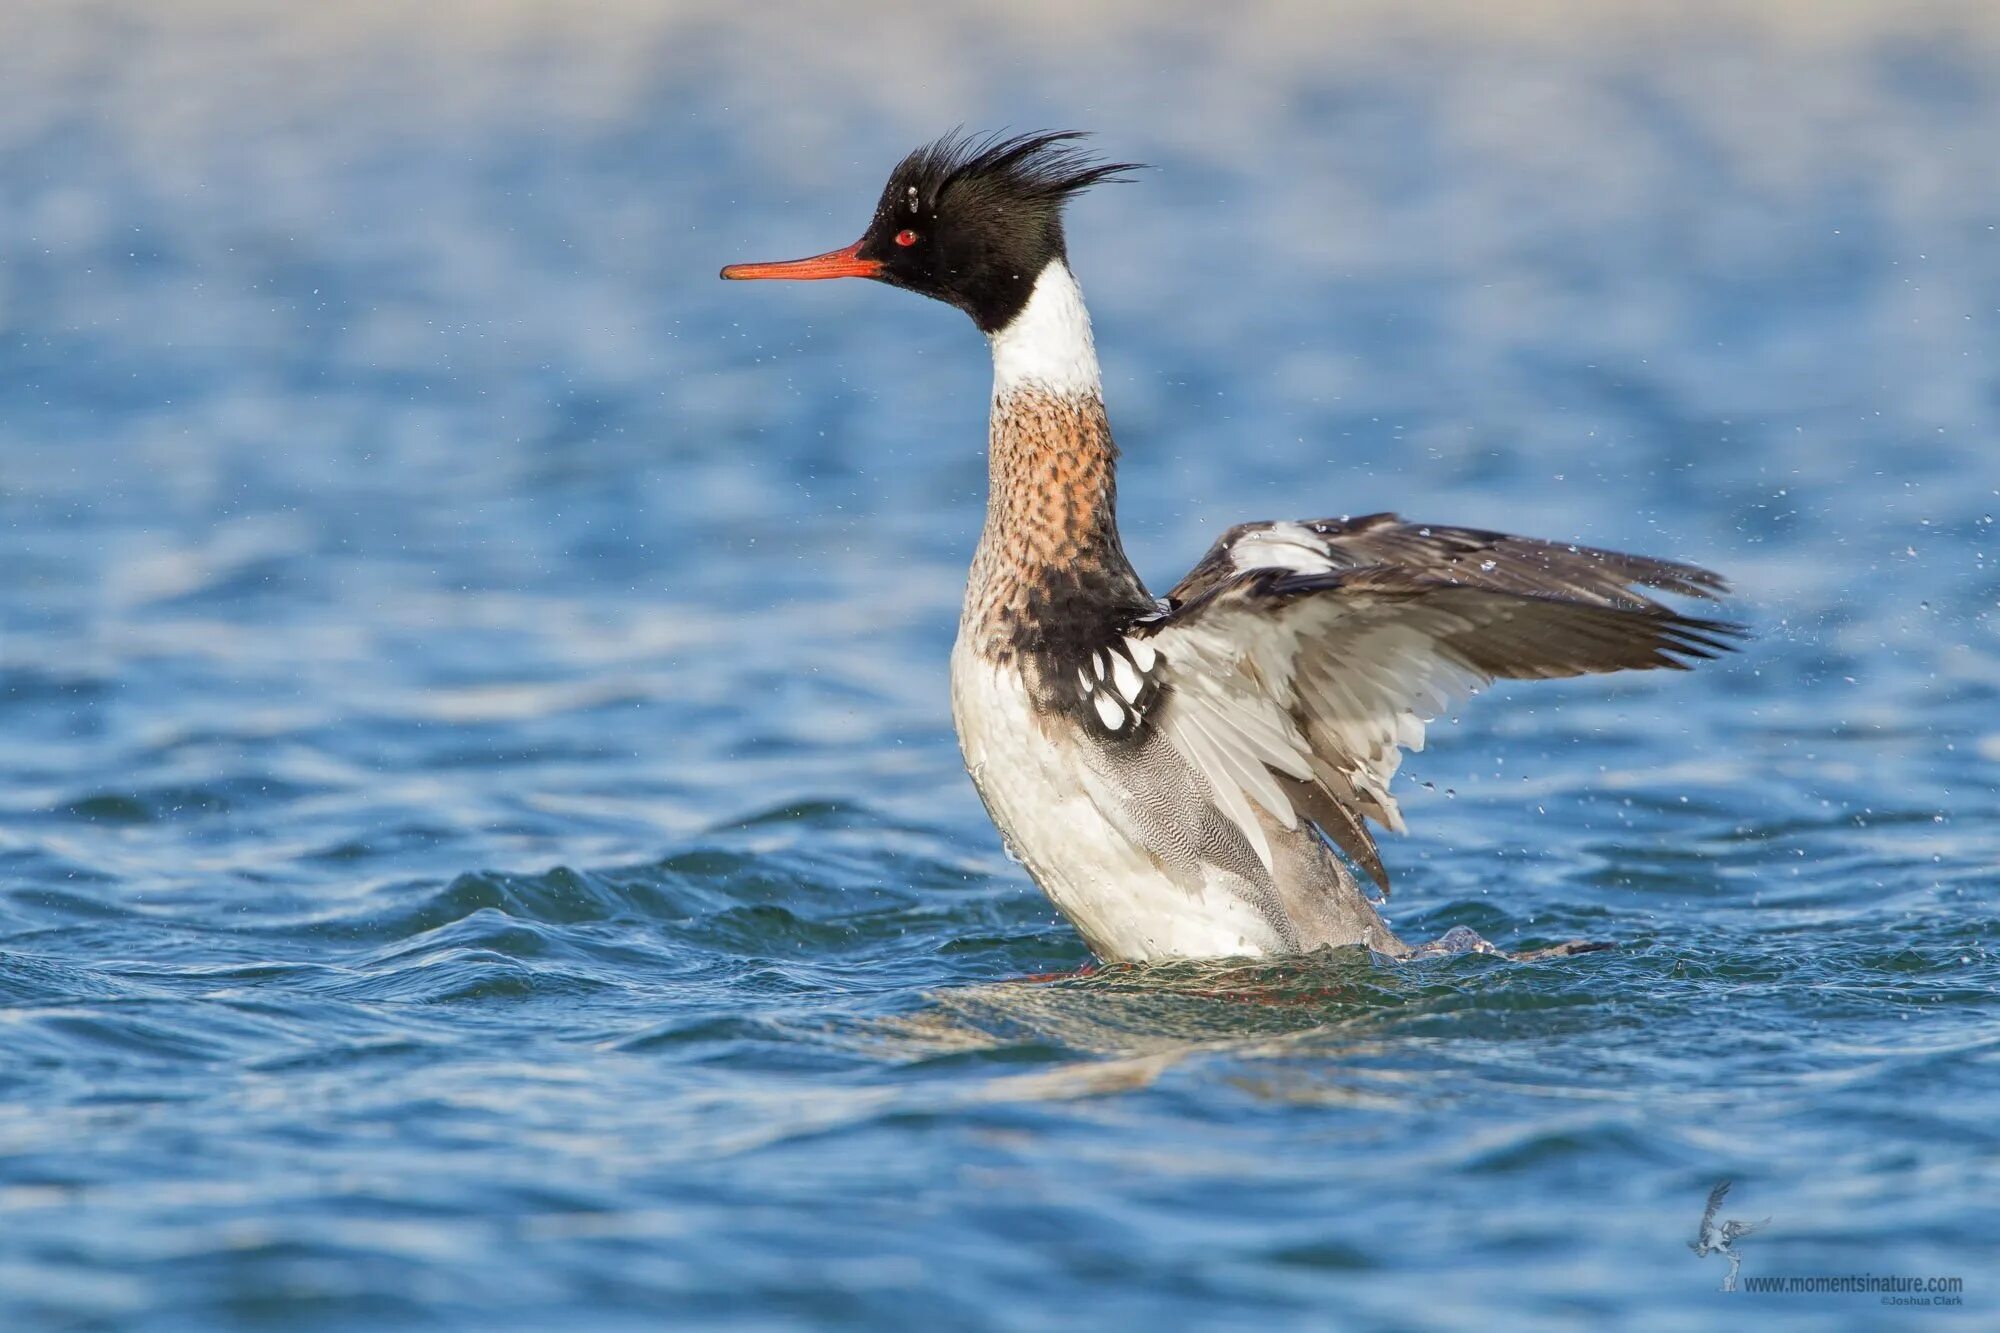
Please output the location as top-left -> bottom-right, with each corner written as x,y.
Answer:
723,131 -> 1738,963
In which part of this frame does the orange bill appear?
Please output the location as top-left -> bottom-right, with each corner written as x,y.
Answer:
720,241 -> 880,281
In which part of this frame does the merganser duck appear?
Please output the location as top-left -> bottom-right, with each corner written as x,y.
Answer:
723,131 -> 1738,963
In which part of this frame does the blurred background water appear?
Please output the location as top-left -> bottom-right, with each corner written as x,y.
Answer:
2,1 -> 1997,1327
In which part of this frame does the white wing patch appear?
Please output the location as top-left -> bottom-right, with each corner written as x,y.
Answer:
1282,611 -> 1488,830
1138,590 -> 1489,876
1225,521 -> 1343,575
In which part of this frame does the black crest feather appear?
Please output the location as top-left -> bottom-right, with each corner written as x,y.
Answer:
885,129 -> 1143,217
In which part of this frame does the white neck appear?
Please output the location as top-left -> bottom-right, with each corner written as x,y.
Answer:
987,260 -> 1101,400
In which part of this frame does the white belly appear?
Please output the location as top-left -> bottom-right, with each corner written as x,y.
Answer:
949,641 -> 1288,962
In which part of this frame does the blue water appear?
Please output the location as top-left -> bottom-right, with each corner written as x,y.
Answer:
3,6 -> 1997,1328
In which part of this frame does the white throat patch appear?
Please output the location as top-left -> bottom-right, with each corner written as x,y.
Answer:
988,261 -> 1101,400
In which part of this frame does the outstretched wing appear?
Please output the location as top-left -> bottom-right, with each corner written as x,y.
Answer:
1699,1181 -> 1733,1240
1109,514 -> 1738,890
1168,513 -> 1729,609
1722,1216 -> 1768,1243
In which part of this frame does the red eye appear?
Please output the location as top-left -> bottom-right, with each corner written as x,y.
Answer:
894,228 -> 919,247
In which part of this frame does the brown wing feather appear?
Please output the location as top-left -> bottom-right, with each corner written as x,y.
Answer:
1168,512 -> 1729,610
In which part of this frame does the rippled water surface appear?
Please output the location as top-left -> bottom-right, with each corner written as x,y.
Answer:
3,4 -> 1998,1328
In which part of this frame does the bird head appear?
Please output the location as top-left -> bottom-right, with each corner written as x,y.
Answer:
722,130 -> 1140,333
